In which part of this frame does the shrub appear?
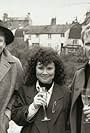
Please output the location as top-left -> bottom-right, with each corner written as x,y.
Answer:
7,41 -> 86,89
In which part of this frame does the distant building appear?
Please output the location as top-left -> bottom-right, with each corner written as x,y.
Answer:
62,11 -> 90,55
62,21 -> 83,55
22,18 -> 71,54
3,12 -> 32,29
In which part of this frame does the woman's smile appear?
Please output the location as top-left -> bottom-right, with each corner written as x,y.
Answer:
36,62 -> 55,84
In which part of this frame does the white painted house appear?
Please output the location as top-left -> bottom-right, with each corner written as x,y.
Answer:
23,18 -> 71,54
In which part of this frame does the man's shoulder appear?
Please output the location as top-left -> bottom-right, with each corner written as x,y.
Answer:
77,67 -> 84,73
4,48 -> 21,64
76,63 -> 86,74
12,56 -> 23,73
12,55 -> 21,63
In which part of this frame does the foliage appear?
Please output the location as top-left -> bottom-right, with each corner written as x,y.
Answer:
7,39 -> 87,89
61,53 -> 85,88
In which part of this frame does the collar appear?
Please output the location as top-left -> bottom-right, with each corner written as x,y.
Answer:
88,60 -> 90,65
1,48 -> 16,63
36,80 -> 54,94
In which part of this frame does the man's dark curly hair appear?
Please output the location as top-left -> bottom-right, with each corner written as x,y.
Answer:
25,46 -> 65,86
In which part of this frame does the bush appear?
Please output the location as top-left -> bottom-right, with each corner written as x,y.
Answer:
7,41 -> 86,89
60,53 -> 86,88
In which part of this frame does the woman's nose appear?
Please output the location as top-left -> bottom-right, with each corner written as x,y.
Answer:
42,69 -> 48,74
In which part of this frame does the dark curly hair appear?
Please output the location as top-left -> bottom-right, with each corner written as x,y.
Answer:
25,46 -> 65,86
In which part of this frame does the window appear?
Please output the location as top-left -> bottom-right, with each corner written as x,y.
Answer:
28,35 -> 31,40
61,43 -> 63,52
48,43 -> 51,47
48,34 -> 52,39
36,34 -> 39,38
60,33 -> 64,37
32,43 -> 39,46
73,39 -> 78,44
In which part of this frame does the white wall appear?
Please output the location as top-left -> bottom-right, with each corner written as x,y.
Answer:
24,33 -> 67,54
64,29 -> 70,46
31,35 -> 40,43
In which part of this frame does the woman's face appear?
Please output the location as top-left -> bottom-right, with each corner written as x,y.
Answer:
36,62 -> 55,84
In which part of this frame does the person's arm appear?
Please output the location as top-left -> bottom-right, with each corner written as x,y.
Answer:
27,103 -> 39,120
11,87 -> 32,126
5,109 -> 11,121
6,57 -> 24,120
11,87 -> 47,126
27,91 -> 47,120
14,57 -> 24,91
84,106 -> 90,120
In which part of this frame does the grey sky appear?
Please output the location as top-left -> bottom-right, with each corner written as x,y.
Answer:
0,0 -> 90,25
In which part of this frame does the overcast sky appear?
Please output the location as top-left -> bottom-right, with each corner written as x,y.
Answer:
0,0 -> 90,25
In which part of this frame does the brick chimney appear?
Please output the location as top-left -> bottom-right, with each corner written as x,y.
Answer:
26,12 -> 32,25
51,17 -> 56,25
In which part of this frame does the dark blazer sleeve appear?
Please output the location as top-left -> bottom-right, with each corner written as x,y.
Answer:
11,86 -> 35,126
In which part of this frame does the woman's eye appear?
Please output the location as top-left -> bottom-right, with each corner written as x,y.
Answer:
47,67 -> 53,70
38,67 -> 43,69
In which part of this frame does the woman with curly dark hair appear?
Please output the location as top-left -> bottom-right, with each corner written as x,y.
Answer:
11,46 -> 71,133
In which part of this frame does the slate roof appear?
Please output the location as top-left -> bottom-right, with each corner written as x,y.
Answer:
23,24 -> 71,34
9,17 -> 28,21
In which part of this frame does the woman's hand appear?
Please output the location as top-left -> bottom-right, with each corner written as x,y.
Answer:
33,92 -> 47,109
83,106 -> 90,120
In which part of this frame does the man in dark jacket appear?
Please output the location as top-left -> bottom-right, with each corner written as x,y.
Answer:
70,23 -> 90,133
0,21 -> 23,133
